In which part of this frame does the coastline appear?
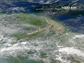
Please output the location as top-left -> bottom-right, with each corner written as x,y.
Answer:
0,13 -> 73,37
27,15 -> 67,36
41,16 -> 67,33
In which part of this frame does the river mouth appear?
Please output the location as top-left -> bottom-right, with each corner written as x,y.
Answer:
0,13 -> 84,63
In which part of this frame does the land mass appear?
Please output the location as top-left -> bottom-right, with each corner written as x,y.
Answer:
1,13 -> 66,39
27,16 -> 65,36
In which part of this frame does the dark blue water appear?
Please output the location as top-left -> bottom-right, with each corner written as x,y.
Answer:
49,15 -> 84,33
0,1 -> 42,13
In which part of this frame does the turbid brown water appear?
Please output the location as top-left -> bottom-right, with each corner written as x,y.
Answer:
27,17 -> 65,36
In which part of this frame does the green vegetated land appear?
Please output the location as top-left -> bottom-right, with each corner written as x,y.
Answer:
16,14 -> 47,27
2,13 -> 66,39
9,13 -> 48,39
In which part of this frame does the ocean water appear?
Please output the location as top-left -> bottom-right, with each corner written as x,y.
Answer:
48,15 -> 84,34
0,14 -> 84,63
